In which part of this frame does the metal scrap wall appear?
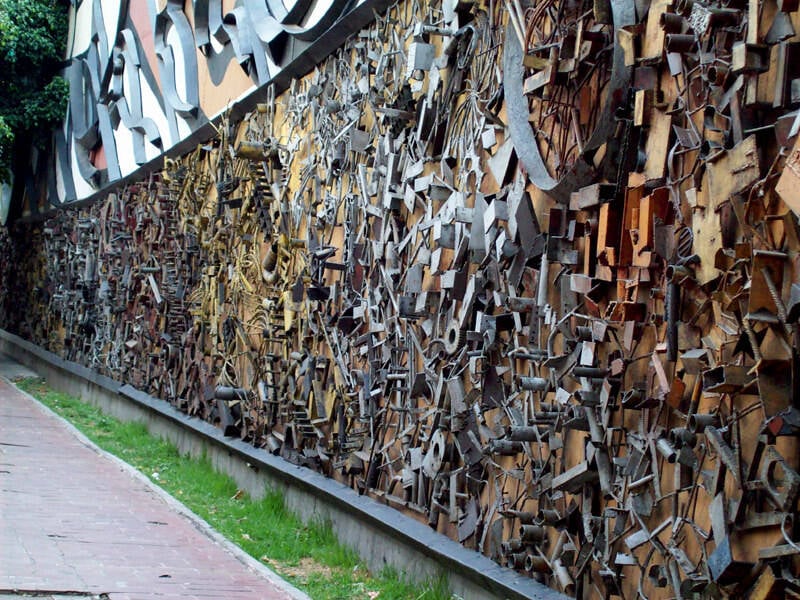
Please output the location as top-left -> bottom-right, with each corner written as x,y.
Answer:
3,0 -> 800,597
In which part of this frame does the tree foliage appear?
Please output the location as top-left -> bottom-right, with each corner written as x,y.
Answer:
0,0 -> 70,182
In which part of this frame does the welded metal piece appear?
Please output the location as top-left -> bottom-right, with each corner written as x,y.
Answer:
503,0 -> 634,202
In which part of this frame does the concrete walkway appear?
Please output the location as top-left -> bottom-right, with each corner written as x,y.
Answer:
0,355 -> 307,600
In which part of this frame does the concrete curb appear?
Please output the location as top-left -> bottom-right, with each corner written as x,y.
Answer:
0,329 -> 568,600
2,372 -> 311,600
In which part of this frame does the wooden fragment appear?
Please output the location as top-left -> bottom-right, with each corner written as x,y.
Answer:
642,0 -> 671,60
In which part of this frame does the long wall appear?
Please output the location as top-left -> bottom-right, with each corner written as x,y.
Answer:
4,0 -> 800,598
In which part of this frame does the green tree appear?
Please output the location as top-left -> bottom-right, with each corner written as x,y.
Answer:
0,0 -> 70,182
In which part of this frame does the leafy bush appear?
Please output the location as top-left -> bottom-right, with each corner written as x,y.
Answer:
0,116 -> 12,174
0,0 -> 70,182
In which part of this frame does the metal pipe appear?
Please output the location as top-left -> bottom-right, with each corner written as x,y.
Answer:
665,34 -> 697,52
537,253 -> 550,307
214,385 -> 247,400
525,554 -> 550,573
507,425 -> 550,442
660,13 -> 685,33
656,437 -> 678,463
688,413 -> 720,433
520,524 -> 546,542
666,281 -> 679,362
573,366 -> 609,378
520,376 -> 549,391
506,510 -> 536,524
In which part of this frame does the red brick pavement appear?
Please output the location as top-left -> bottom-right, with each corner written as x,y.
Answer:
0,377 -> 304,599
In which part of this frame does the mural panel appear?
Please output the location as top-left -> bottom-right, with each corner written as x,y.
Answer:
29,0 -> 388,206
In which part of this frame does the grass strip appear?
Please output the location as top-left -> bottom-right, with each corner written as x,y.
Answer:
15,377 -> 454,600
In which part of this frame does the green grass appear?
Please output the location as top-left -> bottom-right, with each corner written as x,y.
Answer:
15,377 -> 454,600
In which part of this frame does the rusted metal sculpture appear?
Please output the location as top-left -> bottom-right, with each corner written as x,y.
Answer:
3,0 -> 800,597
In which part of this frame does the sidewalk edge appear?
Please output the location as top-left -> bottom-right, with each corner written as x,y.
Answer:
2,374 -> 311,600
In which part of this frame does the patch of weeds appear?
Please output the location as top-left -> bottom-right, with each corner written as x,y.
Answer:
15,377 -> 457,600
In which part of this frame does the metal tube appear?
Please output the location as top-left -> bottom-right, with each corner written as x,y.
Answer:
506,510 -> 536,524
520,524 -> 546,542
520,376 -> 549,391
688,413 -> 720,433
506,552 -> 527,569
489,439 -> 526,454
537,253 -> 550,307
501,539 -> 523,554
214,385 -> 247,400
525,554 -> 550,573
660,13 -> 685,33
573,366 -> 609,378
507,425 -> 549,442
666,280 -> 679,362
665,34 -> 696,52
656,437 -> 678,463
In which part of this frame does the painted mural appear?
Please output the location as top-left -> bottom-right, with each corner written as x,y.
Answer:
28,0 -> 388,207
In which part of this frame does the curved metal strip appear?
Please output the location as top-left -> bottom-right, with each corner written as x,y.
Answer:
281,0 -> 353,42
111,29 -> 164,164
503,0 -> 633,202
503,28 -> 560,195
584,0 -> 635,153
155,1 -> 200,118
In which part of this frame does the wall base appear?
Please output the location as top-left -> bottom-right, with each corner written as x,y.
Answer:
0,329 -> 564,600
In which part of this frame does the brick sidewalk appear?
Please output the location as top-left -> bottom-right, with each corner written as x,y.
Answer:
0,374 -> 304,600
